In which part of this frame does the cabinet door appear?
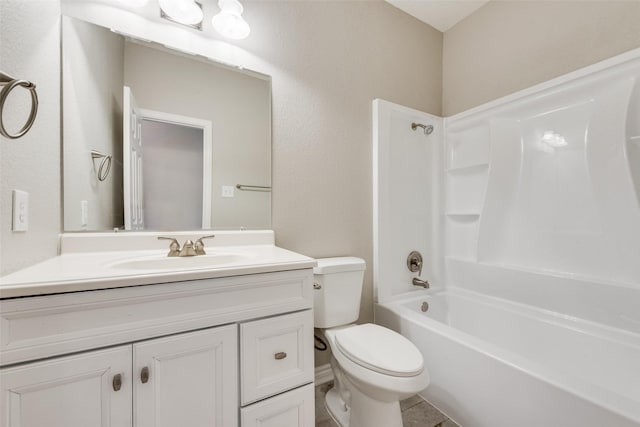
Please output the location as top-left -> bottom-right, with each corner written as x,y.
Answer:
134,325 -> 238,427
0,346 -> 132,427
241,383 -> 315,427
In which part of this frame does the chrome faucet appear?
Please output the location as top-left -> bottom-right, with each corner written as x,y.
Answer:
158,235 -> 217,257
412,277 -> 430,288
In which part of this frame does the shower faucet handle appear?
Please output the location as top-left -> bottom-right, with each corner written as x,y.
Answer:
407,251 -> 424,276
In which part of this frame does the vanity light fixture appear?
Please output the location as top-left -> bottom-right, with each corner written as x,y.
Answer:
158,0 -> 204,27
211,0 -> 251,40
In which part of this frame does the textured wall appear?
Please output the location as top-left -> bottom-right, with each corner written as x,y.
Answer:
443,1 -> 640,115
245,1 -> 443,330
0,0 -> 61,275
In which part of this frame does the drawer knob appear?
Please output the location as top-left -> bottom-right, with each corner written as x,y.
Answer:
112,373 -> 122,391
274,352 -> 287,360
141,366 -> 150,384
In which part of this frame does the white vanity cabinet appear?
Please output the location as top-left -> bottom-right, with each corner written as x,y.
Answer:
0,345 -> 133,427
134,325 -> 238,427
0,325 -> 238,427
0,268 -> 315,427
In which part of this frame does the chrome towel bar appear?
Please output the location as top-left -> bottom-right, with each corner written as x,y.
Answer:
236,184 -> 272,192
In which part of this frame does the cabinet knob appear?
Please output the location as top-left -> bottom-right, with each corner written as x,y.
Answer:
141,366 -> 150,384
274,352 -> 287,360
112,373 -> 122,391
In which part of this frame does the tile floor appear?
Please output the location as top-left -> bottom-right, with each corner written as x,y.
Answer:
315,382 -> 459,427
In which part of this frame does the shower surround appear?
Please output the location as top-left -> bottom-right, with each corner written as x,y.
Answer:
373,47 -> 640,426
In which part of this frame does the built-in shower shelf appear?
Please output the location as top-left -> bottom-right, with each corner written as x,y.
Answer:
445,162 -> 489,174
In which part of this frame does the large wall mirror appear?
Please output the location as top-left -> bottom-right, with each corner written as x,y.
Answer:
62,16 -> 271,232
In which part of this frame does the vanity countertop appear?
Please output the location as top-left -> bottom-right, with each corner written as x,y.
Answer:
0,231 -> 316,298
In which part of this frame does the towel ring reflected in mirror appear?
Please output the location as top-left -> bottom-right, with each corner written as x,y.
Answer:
91,150 -> 113,182
0,71 -> 39,139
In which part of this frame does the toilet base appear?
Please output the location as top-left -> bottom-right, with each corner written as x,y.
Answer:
325,388 -> 350,427
347,379 -> 403,427
325,380 -> 404,427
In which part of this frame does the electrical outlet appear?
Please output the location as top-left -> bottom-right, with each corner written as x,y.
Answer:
12,190 -> 29,232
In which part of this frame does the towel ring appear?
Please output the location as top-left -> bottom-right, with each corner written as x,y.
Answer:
0,72 -> 39,139
91,150 -> 113,181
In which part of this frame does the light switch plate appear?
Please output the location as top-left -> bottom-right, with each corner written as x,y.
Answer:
81,200 -> 89,227
222,185 -> 235,198
12,190 -> 29,232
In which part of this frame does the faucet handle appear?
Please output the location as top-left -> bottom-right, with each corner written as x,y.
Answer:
194,235 -> 216,255
407,251 -> 423,276
157,236 -> 181,257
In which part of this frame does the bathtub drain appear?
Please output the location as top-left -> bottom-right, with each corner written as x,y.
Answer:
421,301 -> 429,312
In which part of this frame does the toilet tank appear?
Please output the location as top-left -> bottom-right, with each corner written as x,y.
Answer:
313,257 -> 366,328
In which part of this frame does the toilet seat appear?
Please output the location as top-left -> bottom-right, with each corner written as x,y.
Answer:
334,324 -> 423,377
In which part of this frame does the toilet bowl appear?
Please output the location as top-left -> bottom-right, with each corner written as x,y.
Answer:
313,257 -> 429,427
323,324 -> 429,427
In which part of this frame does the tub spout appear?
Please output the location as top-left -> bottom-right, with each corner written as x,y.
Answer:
413,277 -> 430,288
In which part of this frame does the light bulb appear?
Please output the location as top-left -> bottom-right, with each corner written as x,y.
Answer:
212,0 -> 250,40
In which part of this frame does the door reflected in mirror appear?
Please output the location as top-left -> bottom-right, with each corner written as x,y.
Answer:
62,16 -> 271,232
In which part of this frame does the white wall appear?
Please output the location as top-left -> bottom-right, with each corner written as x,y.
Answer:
443,0 -> 640,115
246,2 -> 443,332
0,0 -> 61,275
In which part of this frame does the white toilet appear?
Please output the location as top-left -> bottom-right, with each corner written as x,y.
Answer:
314,257 -> 429,427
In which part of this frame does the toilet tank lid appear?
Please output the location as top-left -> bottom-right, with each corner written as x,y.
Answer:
313,257 -> 366,274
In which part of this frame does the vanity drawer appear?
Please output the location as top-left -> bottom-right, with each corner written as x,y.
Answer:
241,383 -> 315,427
240,310 -> 314,405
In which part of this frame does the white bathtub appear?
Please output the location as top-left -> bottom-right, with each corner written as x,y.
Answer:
375,288 -> 640,427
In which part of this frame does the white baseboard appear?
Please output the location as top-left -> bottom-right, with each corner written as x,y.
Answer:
315,363 -> 334,385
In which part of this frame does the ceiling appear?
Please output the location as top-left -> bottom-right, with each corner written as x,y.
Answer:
384,0 -> 491,32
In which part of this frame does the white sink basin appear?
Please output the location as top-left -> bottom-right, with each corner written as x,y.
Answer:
108,254 -> 247,271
